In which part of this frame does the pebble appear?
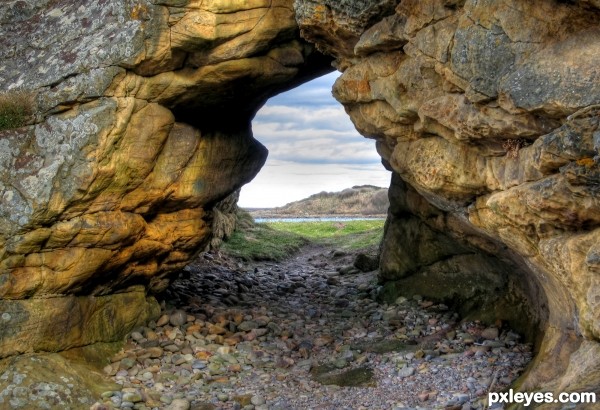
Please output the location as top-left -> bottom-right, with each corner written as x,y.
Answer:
156,314 -> 170,327
397,366 -> 415,378
169,310 -> 188,326
91,247 -> 533,410
251,395 -> 266,405
481,327 -> 499,340
165,398 -> 191,410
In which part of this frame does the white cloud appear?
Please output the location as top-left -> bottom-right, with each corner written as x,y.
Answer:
239,72 -> 390,208
238,160 -> 390,208
255,105 -> 353,132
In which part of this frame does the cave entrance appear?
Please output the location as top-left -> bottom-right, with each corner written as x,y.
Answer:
147,73 -> 536,408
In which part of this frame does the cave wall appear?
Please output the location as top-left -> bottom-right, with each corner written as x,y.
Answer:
0,0 -> 331,356
1,0 -> 599,403
295,0 -> 600,403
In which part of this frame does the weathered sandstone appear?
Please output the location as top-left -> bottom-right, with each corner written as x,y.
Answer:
0,0 -> 599,406
296,0 -> 600,405
0,0 -> 331,355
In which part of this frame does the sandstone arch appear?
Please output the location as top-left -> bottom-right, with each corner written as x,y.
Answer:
0,0 -> 599,405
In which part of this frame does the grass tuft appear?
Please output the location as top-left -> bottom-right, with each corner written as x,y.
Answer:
0,90 -> 35,131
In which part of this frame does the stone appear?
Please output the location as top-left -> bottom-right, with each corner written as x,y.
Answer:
238,321 -> 258,331
169,310 -> 188,327
397,366 -> 415,378
156,315 -> 170,327
122,392 -> 143,403
481,327 -> 499,340
311,365 -> 375,387
147,347 -> 164,358
250,395 -> 266,406
338,266 -> 360,275
119,358 -> 136,370
353,253 -> 379,272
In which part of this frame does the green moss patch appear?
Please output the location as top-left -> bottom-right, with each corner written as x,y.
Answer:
0,91 -> 34,131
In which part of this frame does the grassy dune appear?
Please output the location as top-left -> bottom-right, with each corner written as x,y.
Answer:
248,185 -> 389,218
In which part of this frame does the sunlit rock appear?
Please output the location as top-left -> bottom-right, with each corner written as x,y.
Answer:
0,0 -> 331,355
296,0 -> 600,402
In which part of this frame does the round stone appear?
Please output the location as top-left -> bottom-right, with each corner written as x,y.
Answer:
166,398 -> 191,410
251,395 -> 266,406
169,310 -> 187,326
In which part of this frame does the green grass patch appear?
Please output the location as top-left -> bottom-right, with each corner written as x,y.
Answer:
222,207 -> 386,261
221,223 -> 309,262
265,219 -> 384,250
222,215 -> 385,261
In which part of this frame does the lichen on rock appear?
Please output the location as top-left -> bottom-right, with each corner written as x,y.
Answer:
295,0 -> 600,403
0,0 -> 331,357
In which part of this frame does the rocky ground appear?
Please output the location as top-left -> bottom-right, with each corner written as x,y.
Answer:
92,244 -> 532,410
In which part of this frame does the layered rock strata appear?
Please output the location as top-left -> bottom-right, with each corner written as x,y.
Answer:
295,0 -> 600,404
0,0 -> 331,356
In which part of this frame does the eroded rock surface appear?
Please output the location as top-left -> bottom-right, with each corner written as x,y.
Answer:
0,0 -> 331,355
296,0 -> 600,404
1,0 -> 599,406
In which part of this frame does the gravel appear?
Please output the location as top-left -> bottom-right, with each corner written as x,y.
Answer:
91,246 -> 532,410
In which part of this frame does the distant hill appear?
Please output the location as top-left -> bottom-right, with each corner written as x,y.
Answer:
246,185 -> 389,218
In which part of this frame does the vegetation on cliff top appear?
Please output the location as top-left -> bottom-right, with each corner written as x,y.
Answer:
247,185 -> 389,218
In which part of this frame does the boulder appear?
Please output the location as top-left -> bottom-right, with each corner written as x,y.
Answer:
353,253 -> 379,272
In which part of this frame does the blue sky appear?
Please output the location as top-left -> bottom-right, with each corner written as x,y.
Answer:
238,72 -> 391,208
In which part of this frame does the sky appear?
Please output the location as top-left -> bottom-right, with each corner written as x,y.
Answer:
238,71 -> 391,208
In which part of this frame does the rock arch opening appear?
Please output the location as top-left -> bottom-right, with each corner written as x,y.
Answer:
239,72 -> 390,209
0,0 -> 598,407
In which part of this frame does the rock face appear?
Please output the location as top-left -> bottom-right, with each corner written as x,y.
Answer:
296,0 -> 600,403
1,0 -> 600,405
0,0 -> 331,355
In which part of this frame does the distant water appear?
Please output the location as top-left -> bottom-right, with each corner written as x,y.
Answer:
255,216 -> 385,223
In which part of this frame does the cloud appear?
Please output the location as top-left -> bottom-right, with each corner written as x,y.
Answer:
239,72 -> 390,208
255,105 -> 353,132
238,160 -> 391,208
267,72 -> 341,107
253,104 -> 377,165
